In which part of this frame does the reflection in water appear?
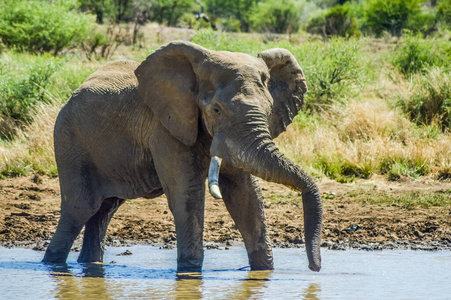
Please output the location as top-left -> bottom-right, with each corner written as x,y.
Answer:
228,270 -> 272,299
173,270 -> 273,299
46,264 -> 321,299
302,283 -> 321,300
49,263 -> 112,299
174,273 -> 203,299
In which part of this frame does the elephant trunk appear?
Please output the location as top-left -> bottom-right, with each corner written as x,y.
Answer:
211,125 -> 323,272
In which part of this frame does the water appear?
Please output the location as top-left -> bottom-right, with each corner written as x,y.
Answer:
0,245 -> 450,299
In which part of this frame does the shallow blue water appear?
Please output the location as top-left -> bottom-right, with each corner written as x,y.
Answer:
0,246 -> 450,299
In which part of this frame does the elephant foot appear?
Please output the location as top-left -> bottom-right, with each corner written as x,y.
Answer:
249,248 -> 274,271
77,248 -> 103,263
177,255 -> 203,273
177,265 -> 202,273
42,248 -> 69,264
177,262 -> 202,273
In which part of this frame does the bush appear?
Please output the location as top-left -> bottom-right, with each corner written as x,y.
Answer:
219,16 -> 243,32
363,0 -> 424,37
307,4 -> 360,38
297,38 -> 371,113
149,0 -> 194,27
0,51 -> 96,138
407,9 -> 438,36
204,0 -> 259,32
392,34 -> 451,76
325,4 -> 360,37
0,54 -> 61,138
249,0 -> 302,34
398,68 -> 451,129
0,0 -> 95,55
437,0 -> 451,29
306,13 -> 328,37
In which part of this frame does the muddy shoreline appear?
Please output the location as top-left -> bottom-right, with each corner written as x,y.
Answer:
1,176 -> 450,252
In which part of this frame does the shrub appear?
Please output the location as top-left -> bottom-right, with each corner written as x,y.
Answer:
297,38 -> 371,113
249,0 -> 302,34
392,34 -> 451,76
398,68 -> 451,129
437,0 -> 451,29
407,9 -> 438,36
149,0 -> 194,27
307,4 -> 360,38
219,16 -> 243,33
0,51 -> 97,138
0,54 -> 61,138
204,0 -> 259,32
80,25 -> 136,60
325,4 -> 360,37
306,14 -> 328,38
0,0 -> 95,55
363,0 -> 424,37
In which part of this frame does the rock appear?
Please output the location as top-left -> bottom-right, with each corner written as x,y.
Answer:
117,249 -> 133,256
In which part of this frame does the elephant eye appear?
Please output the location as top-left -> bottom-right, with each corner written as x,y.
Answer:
213,107 -> 221,115
261,73 -> 268,85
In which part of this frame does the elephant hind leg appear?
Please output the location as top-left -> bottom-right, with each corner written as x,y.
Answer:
42,209 -> 90,264
78,197 -> 125,263
43,187 -> 104,264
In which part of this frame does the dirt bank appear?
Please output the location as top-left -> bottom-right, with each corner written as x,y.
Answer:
0,175 -> 450,251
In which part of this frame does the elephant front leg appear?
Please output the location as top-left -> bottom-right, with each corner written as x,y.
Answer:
219,170 -> 274,270
162,178 -> 206,273
150,122 -> 209,272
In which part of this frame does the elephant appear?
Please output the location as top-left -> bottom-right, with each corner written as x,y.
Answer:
42,41 -> 323,272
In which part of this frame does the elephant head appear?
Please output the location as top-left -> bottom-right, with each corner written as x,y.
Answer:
135,41 -> 322,271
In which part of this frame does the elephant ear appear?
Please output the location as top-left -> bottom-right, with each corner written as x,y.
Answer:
135,41 -> 208,146
257,48 -> 307,138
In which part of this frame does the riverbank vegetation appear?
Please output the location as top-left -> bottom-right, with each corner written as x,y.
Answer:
1,0 -> 450,186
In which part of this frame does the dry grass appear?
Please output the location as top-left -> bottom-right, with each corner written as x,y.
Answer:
0,101 -> 60,177
277,69 -> 451,181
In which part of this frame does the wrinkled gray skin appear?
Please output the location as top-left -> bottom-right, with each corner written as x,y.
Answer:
42,41 -> 322,272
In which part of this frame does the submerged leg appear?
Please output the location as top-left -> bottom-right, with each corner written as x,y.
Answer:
151,133 -> 208,272
43,197 -> 99,263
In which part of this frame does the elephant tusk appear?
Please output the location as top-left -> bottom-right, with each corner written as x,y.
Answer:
208,156 -> 223,199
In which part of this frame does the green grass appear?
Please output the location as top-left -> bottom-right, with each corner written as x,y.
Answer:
0,51 -> 99,138
355,190 -> 451,210
266,191 -> 302,205
392,34 -> 451,76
